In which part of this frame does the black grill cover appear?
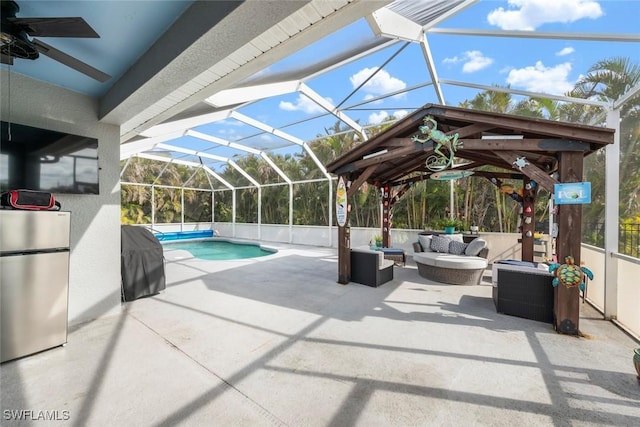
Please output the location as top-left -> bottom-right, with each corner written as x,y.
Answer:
121,226 -> 166,301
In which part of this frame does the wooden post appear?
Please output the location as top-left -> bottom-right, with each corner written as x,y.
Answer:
381,184 -> 391,247
555,152 -> 583,335
336,175 -> 350,284
521,177 -> 535,262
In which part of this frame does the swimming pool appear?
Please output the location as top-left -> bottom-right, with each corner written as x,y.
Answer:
162,239 -> 276,260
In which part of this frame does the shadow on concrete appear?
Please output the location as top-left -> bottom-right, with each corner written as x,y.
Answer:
3,246 -> 638,426
136,251 -> 639,426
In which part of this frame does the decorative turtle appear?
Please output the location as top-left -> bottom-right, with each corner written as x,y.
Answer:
548,256 -> 593,291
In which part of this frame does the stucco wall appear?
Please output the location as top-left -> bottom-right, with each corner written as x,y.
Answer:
1,70 -> 121,325
615,253 -> 640,338
581,244 -> 606,312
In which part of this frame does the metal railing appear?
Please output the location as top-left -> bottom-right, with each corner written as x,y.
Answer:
582,222 -> 640,258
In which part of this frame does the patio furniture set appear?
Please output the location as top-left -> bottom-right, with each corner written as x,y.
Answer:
350,232 -> 555,324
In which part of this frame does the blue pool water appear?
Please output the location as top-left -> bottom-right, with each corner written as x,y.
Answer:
156,230 -> 213,241
163,240 -> 275,260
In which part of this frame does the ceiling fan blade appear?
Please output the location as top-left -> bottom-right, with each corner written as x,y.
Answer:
9,17 -> 99,38
32,39 -> 110,82
1,54 -> 14,65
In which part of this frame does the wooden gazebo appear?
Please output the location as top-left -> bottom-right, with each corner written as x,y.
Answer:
326,104 -> 614,335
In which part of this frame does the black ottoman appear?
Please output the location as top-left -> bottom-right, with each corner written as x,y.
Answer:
493,262 -> 554,324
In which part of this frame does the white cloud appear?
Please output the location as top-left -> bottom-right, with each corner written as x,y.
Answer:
443,51 -> 493,73
443,55 -> 461,65
462,51 -> 494,73
556,47 -> 575,56
350,67 -> 407,99
368,111 -> 389,125
279,94 -> 328,114
364,93 -> 384,105
487,0 -> 603,31
506,61 -> 574,94
393,110 -> 409,119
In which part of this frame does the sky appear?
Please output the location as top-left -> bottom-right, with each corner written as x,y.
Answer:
152,0 -> 640,177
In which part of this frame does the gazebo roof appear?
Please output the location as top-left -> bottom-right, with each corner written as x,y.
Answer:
326,104 -> 615,191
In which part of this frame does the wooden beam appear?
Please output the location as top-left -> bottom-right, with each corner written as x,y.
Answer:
326,108 -> 430,172
353,144 -> 428,169
388,122 -> 496,148
460,138 -> 590,151
470,171 -> 524,180
521,176 -> 535,262
389,169 -> 529,187
347,165 -> 378,198
382,184 -> 391,247
424,105 -> 614,145
389,174 -> 430,188
494,151 -> 558,192
457,151 -> 515,170
555,151 -> 584,335
452,122 -> 496,138
386,138 -> 416,147
334,142 -> 432,175
377,157 -> 429,182
337,175 -> 351,285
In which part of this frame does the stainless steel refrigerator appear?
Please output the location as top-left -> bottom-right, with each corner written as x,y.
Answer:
1,210 -> 71,363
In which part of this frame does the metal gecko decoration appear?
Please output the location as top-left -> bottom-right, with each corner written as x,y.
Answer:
411,116 -> 462,171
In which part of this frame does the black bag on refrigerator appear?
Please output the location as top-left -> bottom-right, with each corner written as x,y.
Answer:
0,189 -> 61,211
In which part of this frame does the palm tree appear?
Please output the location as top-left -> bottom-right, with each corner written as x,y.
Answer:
573,57 -> 640,224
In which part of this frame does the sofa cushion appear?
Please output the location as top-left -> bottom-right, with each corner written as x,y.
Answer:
430,235 -> 451,253
433,254 -> 488,269
413,251 -> 488,270
380,258 -> 395,270
465,238 -> 487,256
413,251 -> 438,266
417,235 -> 433,252
448,240 -> 468,255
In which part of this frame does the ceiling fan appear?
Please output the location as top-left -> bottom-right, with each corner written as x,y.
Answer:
0,0 -> 110,82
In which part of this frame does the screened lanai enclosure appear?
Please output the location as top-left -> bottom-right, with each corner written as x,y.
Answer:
120,0 -> 639,241
120,0 -> 640,334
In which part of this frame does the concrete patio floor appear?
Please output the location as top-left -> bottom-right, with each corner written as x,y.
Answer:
2,243 -> 639,426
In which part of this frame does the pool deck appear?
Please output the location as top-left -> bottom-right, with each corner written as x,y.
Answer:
2,242 -> 639,426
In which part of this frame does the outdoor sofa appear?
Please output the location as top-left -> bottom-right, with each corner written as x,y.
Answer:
350,247 -> 395,287
412,234 -> 489,285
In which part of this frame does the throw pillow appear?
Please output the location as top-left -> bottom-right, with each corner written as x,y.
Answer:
430,235 -> 451,253
448,240 -> 468,255
465,238 -> 487,256
418,235 -> 434,252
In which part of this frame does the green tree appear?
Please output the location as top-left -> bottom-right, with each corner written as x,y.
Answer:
574,57 -> 640,224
